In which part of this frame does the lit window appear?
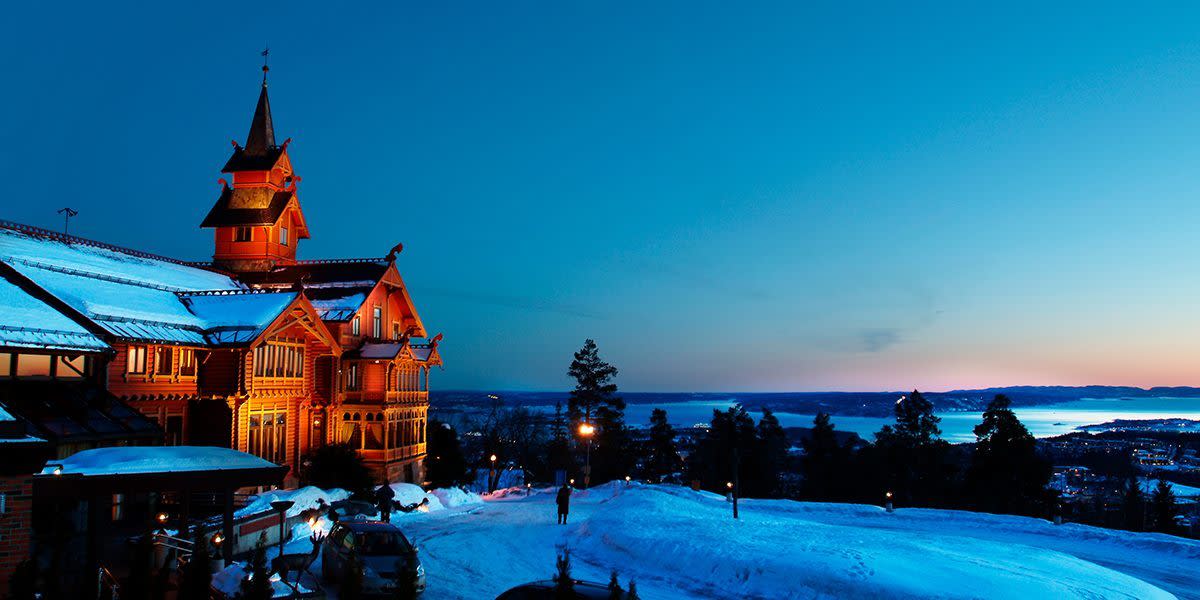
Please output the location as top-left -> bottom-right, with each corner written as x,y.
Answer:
372,307 -> 382,338
235,227 -> 253,242
155,347 -> 173,376
392,322 -> 401,340
351,316 -> 361,336
179,349 -> 196,376
15,354 -> 51,378
57,355 -> 88,379
0,353 -> 10,378
280,226 -> 289,246
346,363 -> 361,391
126,346 -> 147,374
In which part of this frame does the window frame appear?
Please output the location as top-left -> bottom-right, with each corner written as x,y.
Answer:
280,226 -> 289,247
126,345 -> 147,375
372,306 -> 382,338
154,346 -> 173,376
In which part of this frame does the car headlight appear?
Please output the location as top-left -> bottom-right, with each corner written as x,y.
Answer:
416,563 -> 426,577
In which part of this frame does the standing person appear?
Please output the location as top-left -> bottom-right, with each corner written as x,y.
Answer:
376,484 -> 395,523
556,483 -> 572,524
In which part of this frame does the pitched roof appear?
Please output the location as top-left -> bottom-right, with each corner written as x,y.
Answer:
0,270 -> 108,352
200,186 -> 294,228
0,223 -> 305,346
244,78 -> 275,156
179,290 -> 300,346
0,380 -> 161,445
306,285 -> 373,322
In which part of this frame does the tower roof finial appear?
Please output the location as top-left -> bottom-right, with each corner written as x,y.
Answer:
244,47 -> 276,155
261,45 -> 270,84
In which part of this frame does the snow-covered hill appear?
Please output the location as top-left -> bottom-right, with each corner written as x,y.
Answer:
395,483 -> 1200,599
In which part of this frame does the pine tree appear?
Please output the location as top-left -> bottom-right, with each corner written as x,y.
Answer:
645,409 -> 682,483
755,408 -> 789,497
1121,478 -> 1145,531
553,551 -> 574,597
965,395 -> 1051,516
608,570 -> 623,599
178,529 -> 213,600
567,339 -> 630,482
301,442 -> 374,495
873,390 -> 951,506
239,534 -> 273,600
427,419 -> 469,487
688,405 -> 757,493
800,412 -> 848,501
627,580 -> 640,600
1151,479 -> 1178,534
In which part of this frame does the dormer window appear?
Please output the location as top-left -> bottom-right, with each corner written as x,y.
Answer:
235,227 -> 253,242
280,226 -> 289,246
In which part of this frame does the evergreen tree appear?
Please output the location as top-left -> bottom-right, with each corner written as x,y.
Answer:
873,391 -> 952,507
427,419 -> 469,487
1151,479 -> 1178,534
965,395 -> 1051,516
755,408 -> 789,497
178,529 -> 213,600
645,409 -> 682,482
1121,478 -> 1145,531
239,534 -> 273,600
627,580 -> 640,600
800,412 -> 849,501
566,339 -> 631,482
608,570 -> 623,599
546,401 -> 573,480
688,405 -> 758,493
553,551 -> 574,597
301,442 -> 374,495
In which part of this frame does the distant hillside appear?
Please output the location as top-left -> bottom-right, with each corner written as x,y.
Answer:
432,386 -> 1200,418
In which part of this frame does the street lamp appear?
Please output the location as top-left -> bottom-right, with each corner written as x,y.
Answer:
488,454 -> 498,493
885,491 -> 894,513
270,500 -> 294,560
578,423 -> 595,489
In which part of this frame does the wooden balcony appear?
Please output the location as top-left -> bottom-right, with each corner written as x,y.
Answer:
385,391 -> 428,406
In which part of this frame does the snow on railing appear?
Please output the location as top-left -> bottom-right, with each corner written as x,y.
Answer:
292,257 -> 387,265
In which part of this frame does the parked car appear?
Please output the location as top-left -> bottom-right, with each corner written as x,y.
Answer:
322,521 -> 426,596
496,580 -> 632,599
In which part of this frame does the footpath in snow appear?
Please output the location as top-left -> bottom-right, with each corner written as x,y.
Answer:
223,483 -> 1200,599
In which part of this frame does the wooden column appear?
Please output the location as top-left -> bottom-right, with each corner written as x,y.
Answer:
222,489 -> 235,562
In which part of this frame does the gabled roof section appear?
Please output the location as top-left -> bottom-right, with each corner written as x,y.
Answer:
343,336 -> 441,365
178,290 -> 300,346
0,269 -> 109,352
306,285 -> 373,322
200,186 -> 295,228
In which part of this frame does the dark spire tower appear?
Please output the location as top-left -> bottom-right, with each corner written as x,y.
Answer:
200,57 -> 310,272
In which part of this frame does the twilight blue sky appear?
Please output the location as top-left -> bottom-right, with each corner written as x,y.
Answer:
4,2 -> 1200,392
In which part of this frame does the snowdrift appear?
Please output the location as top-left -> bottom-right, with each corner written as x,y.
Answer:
569,486 -> 1179,599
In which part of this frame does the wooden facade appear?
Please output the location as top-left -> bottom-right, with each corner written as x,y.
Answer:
0,66 -> 441,488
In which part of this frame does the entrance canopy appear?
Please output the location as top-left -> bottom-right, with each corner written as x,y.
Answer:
35,446 -> 287,495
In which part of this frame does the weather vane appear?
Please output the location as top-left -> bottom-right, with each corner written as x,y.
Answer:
57,207 -> 78,235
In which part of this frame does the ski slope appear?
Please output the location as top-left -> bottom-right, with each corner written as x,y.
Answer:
391,483 -> 1199,599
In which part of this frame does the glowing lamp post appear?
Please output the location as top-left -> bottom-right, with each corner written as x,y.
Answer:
578,423 -> 595,488
488,454 -> 498,493
885,491 -> 894,513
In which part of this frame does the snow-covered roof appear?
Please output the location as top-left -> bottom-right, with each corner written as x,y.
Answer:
0,224 -> 307,347
308,287 -> 369,322
179,291 -> 299,346
41,446 -> 280,476
0,272 -> 109,351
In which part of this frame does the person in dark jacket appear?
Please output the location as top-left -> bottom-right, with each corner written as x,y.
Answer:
376,484 -> 395,523
556,483 -> 572,524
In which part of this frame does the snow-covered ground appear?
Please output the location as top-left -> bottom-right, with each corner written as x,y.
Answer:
232,483 -> 1200,599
